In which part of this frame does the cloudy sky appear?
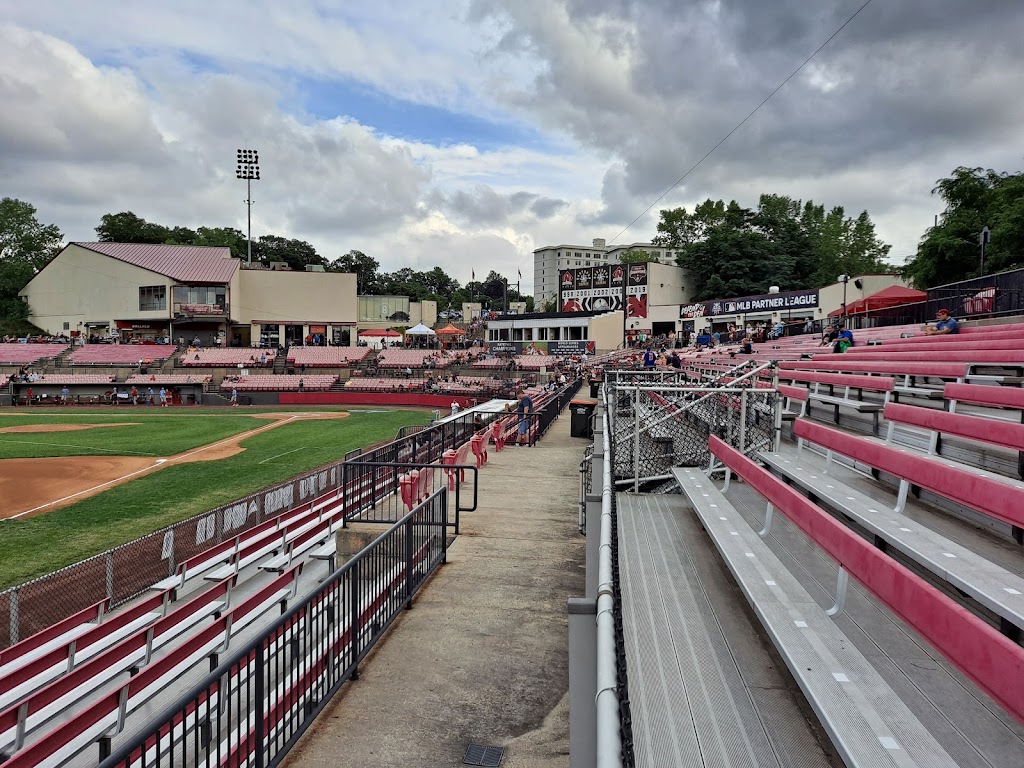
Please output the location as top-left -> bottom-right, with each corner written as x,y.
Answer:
2,0 -> 1023,291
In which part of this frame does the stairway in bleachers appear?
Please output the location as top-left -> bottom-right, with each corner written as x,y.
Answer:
273,350 -> 288,374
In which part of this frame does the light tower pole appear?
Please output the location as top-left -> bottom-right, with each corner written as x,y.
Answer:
236,149 -> 260,265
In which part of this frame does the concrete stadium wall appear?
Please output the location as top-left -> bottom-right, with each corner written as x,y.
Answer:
281,392 -> 477,408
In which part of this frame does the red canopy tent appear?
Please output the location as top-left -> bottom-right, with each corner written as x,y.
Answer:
828,285 -> 926,318
434,324 -> 466,336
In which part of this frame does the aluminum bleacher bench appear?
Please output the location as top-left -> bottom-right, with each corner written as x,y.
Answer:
0,566 -> 301,768
259,516 -> 339,574
0,576 -> 235,761
0,600 -> 108,681
675,435 -> 1024,760
670,461 -> 959,766
777,384 -> 807,421
778,359 -> 1022,398
760,436 -> 1024,640
791,417 -> 1024,535
0,592 -> 170,712
777,370 -> 893,434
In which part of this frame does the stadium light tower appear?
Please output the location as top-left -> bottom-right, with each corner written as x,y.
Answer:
236,149 -> 260,265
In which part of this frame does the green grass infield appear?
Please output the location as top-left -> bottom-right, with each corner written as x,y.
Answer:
0,408 -> 431,590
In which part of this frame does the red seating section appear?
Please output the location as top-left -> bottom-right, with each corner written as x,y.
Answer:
710,434 -> 1024,727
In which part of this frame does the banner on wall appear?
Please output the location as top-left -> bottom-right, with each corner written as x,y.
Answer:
487,340 -> 596,356
561,264 -> 622,313
625,263 -> 649,319
703,288 -> 819,317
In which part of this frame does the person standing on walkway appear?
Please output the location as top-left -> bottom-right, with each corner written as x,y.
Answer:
516,389 -> 534,446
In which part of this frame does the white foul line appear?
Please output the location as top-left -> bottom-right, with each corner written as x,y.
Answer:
258,447 -> 305,465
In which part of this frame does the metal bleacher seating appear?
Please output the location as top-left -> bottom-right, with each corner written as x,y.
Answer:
287,346 -> 371,367
180,349 -> 276,367
377,349 -> 452,369
221,374 -> 336,391
29,374 -> 115,385
68,345 -> 171,365
0,343 -> 69,365
124,373 -> 212,386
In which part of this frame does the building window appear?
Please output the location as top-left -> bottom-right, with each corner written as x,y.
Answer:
139,285 -> 166,311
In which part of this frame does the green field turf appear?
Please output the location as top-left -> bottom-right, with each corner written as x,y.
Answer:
0,411 -> 264,458
0,408 -> 431,590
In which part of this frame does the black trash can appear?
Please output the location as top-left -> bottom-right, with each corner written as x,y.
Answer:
570,398 -> 597,439
589,378 -> 601,398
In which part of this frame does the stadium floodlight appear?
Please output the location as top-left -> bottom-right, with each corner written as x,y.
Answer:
235,148 -> 261,265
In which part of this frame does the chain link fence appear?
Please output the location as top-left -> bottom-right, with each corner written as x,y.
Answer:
607,363 -> 779,488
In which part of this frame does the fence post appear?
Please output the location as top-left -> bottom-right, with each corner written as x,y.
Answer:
254,642 -> 266,768
349,561 -> 360,680
105,552 -> 114,601
9,588 -> 18,645
405,517 -> 415,609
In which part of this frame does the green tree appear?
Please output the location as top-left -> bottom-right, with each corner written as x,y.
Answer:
903,166 -> 1024,287
0,198 -> 64,270
0,199 -> 63,333
193,227 -> 249,259
327,250 -> 382,293
252,235 -> 326,271
617,249 -> 657,264
95,211 -> 171,244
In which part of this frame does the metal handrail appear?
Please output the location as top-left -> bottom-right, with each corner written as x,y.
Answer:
595,402 -> 623,766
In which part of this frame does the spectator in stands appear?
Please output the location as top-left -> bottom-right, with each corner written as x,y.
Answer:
515,388 -> 534,446
803,317 -> 814,334
819,325 -> 839,347
642,346 -> 656,368
924,308 -> 960,336
832,325 -> 854,353
451,400 -> 460,416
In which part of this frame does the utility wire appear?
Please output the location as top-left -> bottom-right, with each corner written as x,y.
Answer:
608,0 -> 876,245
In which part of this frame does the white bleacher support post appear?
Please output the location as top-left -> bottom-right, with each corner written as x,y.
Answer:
826,567 -> 850,617
758,504 -> 774,537
633,385 -> 641,492
895,479 -> 910,514
886,421 -> 896,443
739,389 -> 748,453
823,449 -> 833,474
722,467 -> 732,493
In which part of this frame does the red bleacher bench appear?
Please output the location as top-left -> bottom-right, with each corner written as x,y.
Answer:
794,418 -> 1024,532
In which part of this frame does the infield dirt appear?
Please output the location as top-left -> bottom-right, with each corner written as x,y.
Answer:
0,411 -> 349,519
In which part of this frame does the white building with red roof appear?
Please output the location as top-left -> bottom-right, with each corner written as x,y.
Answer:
19,242 -> 358,347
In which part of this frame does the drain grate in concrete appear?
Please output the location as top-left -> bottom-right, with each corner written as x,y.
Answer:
463,744 -> 505,766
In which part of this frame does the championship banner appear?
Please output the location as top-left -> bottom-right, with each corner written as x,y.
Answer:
486,340 -> 596,356
703,288 -> 818,317
626,263 -> 649,319
559,266 -> 625,313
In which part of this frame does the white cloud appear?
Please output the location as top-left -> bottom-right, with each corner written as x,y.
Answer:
3,0 -> 1024,294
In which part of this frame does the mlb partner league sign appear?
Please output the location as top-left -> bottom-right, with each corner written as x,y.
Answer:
692,288 -> 819,318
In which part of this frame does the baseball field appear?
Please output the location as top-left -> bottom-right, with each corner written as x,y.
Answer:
0,406 -> 432,590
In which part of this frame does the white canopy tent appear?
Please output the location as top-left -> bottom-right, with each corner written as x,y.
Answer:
404,323 -> 436,336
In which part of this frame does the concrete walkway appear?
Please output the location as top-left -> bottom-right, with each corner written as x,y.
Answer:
284,415 -> 588,768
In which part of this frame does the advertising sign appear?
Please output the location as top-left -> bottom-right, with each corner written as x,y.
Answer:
703,289 -> 819,317
678,302 -> 707,319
